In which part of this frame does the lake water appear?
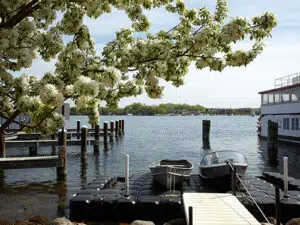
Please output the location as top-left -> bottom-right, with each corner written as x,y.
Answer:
1,115 -> 300,221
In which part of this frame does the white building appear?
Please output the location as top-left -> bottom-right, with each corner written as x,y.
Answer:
259,72 -> 300,142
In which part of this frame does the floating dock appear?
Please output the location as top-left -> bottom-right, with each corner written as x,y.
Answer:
69,172 -> 300,224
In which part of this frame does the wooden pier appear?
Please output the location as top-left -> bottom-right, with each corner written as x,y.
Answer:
183,193 -> 260,225
0,146 -> 66,180
0,119 -> 125,181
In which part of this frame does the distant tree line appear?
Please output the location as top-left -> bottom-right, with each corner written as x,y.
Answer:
70,103 -> 260,116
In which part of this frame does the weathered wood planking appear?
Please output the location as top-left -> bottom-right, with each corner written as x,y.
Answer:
0,156 -> 62,169
5,139 -> 98,148
183,193 -> 260,225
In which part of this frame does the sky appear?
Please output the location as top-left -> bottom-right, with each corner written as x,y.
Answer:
21,0 -> 300,108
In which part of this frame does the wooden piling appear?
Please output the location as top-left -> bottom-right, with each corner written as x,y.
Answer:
0,132 -> 5,158
94,124 -> 100,152
119,120 -> 122,136
77,120 -> 81,139
110,121 -> 114,142
122,119 -> 125,133
57,146 -> 67,180
202,120 -> 211,150
29,134 -> 39,156
268,120 -> 278,149
58,130 -> 67,146
115,121 -> 119,137
104,122 -> 108,146
57,130 -> 66,180
51,134 -> 56,155
81,127 -> 88,153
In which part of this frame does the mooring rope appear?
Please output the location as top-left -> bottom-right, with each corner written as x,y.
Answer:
227,162 -> 270,224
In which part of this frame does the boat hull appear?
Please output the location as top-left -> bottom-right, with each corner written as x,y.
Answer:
150,167 -> 185,189
199,163 -> 248,179
149,160 -> 193,189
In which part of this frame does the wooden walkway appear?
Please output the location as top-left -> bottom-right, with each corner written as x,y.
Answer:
0,156 -> 61,169
183,193 -> 260,225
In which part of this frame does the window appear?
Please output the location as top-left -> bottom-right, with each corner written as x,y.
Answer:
268,94 -> 274,104
262,94 -> 268,104
282,93 -> 290,102
274,94 -> 280,103
292,118 -> 299,130
283,118 -> 290,130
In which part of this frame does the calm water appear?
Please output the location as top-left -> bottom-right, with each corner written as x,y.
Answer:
1,115 -> 300,220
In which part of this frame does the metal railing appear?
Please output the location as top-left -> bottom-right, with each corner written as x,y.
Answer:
274,72 -> 300,88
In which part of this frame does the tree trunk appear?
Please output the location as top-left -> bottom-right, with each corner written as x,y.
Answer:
0,132 -> 5,158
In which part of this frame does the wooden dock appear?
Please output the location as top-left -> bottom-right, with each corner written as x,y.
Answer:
183,193 -> 260,225
0,156 -> 61,169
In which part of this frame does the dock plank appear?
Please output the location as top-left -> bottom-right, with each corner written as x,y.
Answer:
0,156 -> 61,169
183,193 -> 260,225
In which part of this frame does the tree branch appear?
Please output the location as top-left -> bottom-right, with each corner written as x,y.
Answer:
0,110 -> 20,131
0,0 -> 40,29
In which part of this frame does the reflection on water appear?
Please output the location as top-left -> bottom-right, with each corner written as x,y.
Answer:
57,179 -> 67,218
80,153 -> 87,187
1,115 -> 300,221
258,139 -> 300,179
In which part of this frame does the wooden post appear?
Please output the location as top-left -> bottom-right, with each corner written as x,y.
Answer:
81,126 -> 88,153
275,186 -> 280,225
268,120 -> 278,149
58,130 -> 67,146
188,206 -> 193,225
110,121 -> 114,142
104,122 -> 108,146
57,130 -> 66,180
122,119 -> 125,133
94,124 -> 100,152
119,120 -> 122,136
267,120 -> 278,166
77,120 -> 81,139
57,146 -> 67,180
0,132 -> 6,158
51,134 -> 56,155
29,134 -> 39,156
115,121 -> 119,137
202,120 -> 211,150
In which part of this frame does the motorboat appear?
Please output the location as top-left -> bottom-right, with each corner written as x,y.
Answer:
149,159 -> 193,189
199,151 -> 248,179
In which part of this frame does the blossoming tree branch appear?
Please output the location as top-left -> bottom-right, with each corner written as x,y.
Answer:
0,0 -> 276,136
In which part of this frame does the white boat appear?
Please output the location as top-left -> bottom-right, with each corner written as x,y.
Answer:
199,151 -> 248,179
149,159 -> 193,189
258,72 -> 300,144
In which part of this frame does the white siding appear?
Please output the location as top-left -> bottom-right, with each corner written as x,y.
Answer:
261,114 -> 300,138
261,103 -> 300,115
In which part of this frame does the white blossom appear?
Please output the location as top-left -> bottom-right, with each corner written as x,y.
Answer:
40,84 -> 64,106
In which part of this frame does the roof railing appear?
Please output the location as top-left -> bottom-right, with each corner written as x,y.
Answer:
274,72 -> 300,88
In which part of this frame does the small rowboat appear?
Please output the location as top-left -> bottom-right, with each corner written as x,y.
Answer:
199,151 -> 248,180
149,159 -> 193,189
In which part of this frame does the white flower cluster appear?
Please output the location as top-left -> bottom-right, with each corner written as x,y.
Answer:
40,84 -> 64,107
73,76 -> 99,97
17,95 -> 42,113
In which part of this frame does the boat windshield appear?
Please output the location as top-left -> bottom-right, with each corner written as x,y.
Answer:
200,151 -> 247,166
